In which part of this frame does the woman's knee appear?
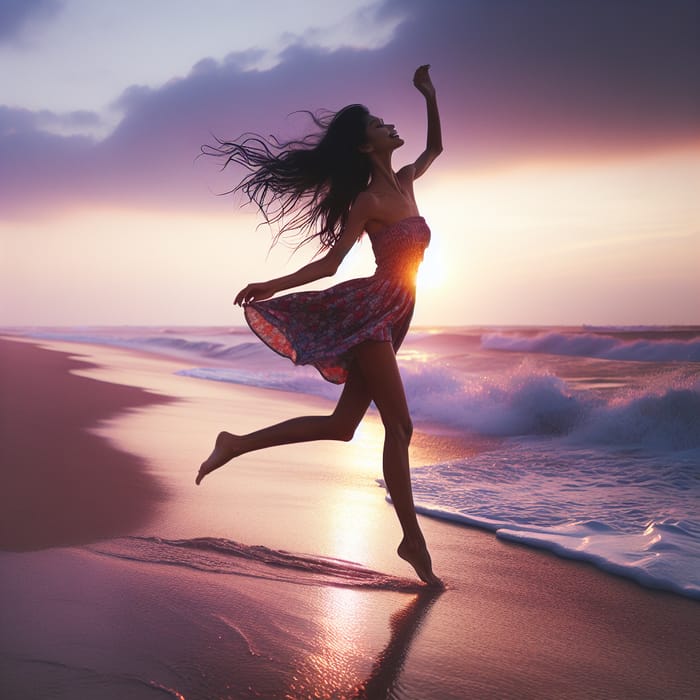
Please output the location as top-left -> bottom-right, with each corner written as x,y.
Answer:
384,416 -> 413,444
326,413 -> 361,442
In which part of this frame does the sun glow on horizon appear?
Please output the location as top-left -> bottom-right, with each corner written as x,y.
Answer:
413,145 -> 700,326
1,146 -> 698,327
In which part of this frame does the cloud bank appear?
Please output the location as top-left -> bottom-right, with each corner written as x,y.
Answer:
1,0 -> 698,219
0,0 -> 61,42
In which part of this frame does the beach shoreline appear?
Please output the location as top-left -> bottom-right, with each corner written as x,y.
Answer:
1,336 -> 698,699
0,337 -> 173,551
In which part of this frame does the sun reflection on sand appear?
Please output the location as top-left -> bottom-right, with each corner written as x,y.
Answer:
277,413 -> 445,698
283,587 -> 443,699
286,588 -> 369,698
315,418 -> 391,562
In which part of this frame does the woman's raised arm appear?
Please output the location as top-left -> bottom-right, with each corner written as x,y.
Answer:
410,64 -> 443,179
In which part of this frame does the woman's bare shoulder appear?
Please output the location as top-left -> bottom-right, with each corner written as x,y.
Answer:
351,191 -> 382,220
396,163 -> 417,182
353,190 -> 379,208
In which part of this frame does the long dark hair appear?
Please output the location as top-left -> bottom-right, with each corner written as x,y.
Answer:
202,105 -> 372,251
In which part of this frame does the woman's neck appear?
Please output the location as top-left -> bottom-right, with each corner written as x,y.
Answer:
369,153 -> 401,192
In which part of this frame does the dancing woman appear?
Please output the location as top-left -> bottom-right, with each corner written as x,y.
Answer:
197,65 -> 443,585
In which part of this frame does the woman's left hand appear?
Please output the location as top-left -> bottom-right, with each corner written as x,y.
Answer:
234,281 -> 277,306
413,64 -> 436,99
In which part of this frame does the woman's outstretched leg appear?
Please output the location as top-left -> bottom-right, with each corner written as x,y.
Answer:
353,340 -> 442,586
196,371 -> 371,484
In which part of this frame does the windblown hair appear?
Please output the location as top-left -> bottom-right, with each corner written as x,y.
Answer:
202,105 -> 372,251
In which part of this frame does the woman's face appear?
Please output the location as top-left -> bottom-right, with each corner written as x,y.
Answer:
363,115 -> 404,153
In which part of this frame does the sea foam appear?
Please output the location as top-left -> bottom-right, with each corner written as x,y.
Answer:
391,447 -> 700,599
497,519 -> 700,599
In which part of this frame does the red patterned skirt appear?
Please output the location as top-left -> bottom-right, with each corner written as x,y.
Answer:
244,274 -> 415,384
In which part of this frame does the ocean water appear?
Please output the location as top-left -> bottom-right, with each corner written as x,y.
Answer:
17,325 -> 700,599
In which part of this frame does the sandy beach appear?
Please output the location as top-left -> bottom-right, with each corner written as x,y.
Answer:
1,336 -> 698,699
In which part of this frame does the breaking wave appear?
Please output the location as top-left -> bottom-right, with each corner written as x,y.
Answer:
482,330 -> 700,362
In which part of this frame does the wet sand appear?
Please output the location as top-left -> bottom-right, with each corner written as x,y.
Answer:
0,338 -> 171,550
0,337 -> 698,699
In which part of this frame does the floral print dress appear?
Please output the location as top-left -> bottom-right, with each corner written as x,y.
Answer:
244,216 -> 431,384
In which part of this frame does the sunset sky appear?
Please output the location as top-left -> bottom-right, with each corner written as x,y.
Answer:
1,0 -> 698,327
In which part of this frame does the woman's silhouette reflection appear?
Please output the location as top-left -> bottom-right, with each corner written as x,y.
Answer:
353,587 -> 444,699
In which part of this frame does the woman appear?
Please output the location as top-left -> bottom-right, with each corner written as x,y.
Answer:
197,65 -> 443,586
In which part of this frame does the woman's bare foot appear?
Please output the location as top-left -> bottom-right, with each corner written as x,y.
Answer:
196,431 -> 243,485
398,537 -> 443,587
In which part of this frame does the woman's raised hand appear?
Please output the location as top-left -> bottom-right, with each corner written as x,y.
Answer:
234,281 -> 277,306
413,64 -> 436,99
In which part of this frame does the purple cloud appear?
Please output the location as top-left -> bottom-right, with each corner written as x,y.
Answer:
0,0 -> 62,42
36,109 -> 103,130
385,0 -> 700,156
1,0 -> 698,219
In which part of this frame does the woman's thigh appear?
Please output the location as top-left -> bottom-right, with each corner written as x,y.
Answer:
352,340 -> 411,427
331,363 -> 373,429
